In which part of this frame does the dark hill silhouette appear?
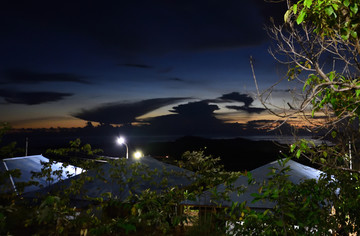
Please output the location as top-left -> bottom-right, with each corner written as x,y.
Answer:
142,136 -> 287,171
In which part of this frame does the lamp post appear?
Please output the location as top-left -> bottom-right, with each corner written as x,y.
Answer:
117,137 -> 129,159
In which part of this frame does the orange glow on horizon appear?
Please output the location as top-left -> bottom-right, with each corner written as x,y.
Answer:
7,110 -> 324,130
7,117 -> 89,129
218,111 -> 321,129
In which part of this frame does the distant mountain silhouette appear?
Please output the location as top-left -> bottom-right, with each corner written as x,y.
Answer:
142,136 -> 288,171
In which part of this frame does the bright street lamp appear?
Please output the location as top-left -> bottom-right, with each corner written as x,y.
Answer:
134,151 -> 143,159
117,137 -> 129,159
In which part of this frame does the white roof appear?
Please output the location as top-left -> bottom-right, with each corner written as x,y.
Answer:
183,159 -> 323,209
24,156 -> 193,203
1,154 -> 82,194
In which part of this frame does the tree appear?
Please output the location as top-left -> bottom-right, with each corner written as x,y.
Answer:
253,0 -> 360,169
0,122 -> 23,159
246,0 -> 360,234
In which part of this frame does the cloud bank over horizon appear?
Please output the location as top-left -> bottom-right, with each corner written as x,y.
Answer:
71,92 -> 267,136
72,97 -> 191,124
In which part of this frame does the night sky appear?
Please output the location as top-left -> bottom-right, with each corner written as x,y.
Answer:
1,0 -> 292,134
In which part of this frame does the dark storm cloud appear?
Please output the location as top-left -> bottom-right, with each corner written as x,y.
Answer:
170,101 -> 220,115
0,89 -> 72,105
218,92 -> 254,107
0,69 -> 90,84
226,105 -> 266,114
144,101 -> 235,135
73,97 -> 190,124
117,64 -> 154,69
208,92 -> 266,114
